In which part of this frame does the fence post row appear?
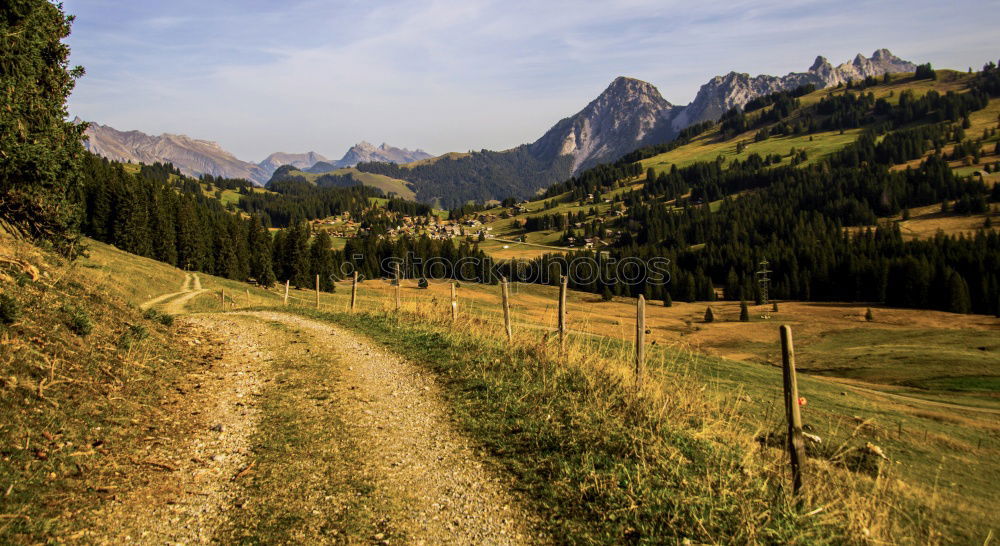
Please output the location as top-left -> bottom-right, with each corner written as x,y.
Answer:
558,275 -> 567,352
500,276 -> 512,341
780,324 -> 807,497
635,294 -> 646,389
350,271 -> 358,311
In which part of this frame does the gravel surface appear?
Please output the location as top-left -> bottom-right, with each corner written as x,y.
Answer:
89,315 -> 266,544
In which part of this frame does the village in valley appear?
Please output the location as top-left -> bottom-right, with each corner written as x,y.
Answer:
309,191 -> 629,253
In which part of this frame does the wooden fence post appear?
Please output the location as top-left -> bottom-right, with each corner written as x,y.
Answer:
246,288 -> 250,308
451,282 -> 458,322
283,280 -> 290,306
315,274 -> 320,309
500,276 -> 512,341
351,271 -> 358,312
221,288 -> 226,310
635,295 -> 646,389
558,275 -> 567,352
780,324 -> 807,497
395,264 -> 401,311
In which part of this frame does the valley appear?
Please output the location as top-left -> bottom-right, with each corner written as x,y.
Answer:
4,1 -> 1000,542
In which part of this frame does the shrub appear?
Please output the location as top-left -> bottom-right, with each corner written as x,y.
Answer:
0,293 -> 19,324
865,308 -> 874,322
144,308 -> 174,326
62,305 -> 92,336
117,323 -> 148,350
772,301 -> 779,312
418,277 -> 429,289
663,292 -> 672,307
704,306 -> 715,323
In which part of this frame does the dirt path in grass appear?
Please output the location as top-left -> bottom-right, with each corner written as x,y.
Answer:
91,288 -> 542,543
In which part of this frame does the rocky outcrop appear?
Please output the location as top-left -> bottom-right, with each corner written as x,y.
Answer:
530,77 -> 675,173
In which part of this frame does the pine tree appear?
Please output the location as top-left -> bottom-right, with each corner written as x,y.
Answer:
663,291 -> 672,307
739,301 -> 750,322
704,306 -> 715,323
0,0 -> 87,255
310,230 -> 336,292
772,301 -> 779,312
865,307 -> 874,322
946,271 -> 972,314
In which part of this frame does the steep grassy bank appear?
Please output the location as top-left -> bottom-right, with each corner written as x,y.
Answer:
0,236 -> 204,541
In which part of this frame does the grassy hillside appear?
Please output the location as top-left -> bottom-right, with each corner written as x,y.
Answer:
466,70 -> 999,262
272,166 -> 417,201
3,234 -> 996,541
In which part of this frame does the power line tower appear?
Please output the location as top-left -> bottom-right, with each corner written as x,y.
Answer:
756,259 -> 772,319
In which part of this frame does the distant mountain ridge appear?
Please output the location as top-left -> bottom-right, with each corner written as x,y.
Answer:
304,142 -> 432,174
81,121 -> 428,185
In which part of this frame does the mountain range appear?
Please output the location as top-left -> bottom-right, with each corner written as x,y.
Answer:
80,122 -> 430,185
80,49 -> 917,206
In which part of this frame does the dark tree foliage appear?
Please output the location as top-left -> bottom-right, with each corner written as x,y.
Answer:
239,179 -> 381,227
0,0 -> 87,254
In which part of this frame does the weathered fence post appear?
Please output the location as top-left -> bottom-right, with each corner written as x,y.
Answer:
500,276 -> 512,341
221,288 -> 226,310
350,271 -> 358,312
635,295 -> 646,389
395,264 -> 401,311
780,324 -> 807,497
315,274 -> 320,309
246,288 -> 250,308
558,275 -> 568,352
451,282 -> 458,322
283,280 -> 289,306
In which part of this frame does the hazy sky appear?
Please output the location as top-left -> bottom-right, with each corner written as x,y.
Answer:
64,0 -> 999,162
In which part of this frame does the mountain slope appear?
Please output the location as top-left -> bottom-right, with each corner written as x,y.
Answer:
82,121 -> 270,184
529,77 -> 675,173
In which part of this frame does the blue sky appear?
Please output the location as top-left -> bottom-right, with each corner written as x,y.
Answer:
64,0 -> 1000,162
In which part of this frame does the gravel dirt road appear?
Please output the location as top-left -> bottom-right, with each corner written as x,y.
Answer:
90,289 -> 544,544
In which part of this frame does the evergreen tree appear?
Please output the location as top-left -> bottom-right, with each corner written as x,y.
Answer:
946,271 -> 972,314
865,307 -> 874,322
309,230 -> 336,292
663,291 -> 672,307
0,0 -> 87,255
739,301 -> 750,322
247,216 -> 276,286
704,306 -> 715,323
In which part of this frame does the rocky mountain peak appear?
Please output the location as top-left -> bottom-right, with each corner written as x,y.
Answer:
810,55 -> 830,72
